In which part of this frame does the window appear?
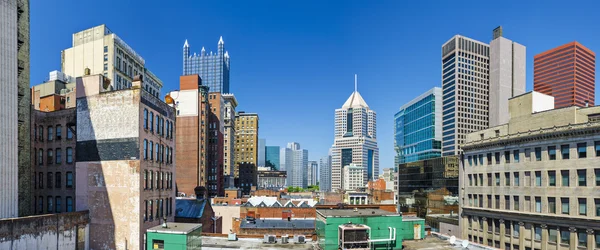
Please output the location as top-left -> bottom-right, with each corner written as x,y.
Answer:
143,139 -> 148,160
56,125 -> 62,140
55,197 -> 61,213
155,171 -> 160,190
38,149 -> 43,165
55,172 -> 61,188
47,149 -> 53,165
535,147 -> 542,161
549,228 -> 558,243
513,150 -> 519,163
66,197 -> 73,212
562,170 -> 570,187
149,200 -> 153,221
67,125 -> 74,139
505,173 -> 510,186
143,109 -> 148,129
562,198 -> 570,214
514,172 -> 520,186
578,143 -> 587,158
495,195 -> 500,209
48,127 -> 54,141
149,141 -> 154,160
535,197 -> 541,213
548,146 -> 556,160
578,169 -> 586,186
66,147 -> 73,163
579,198 -> 587,215
534,225 -> 542,241
513,222 -> 520,237
479,174 -> 483,186
55,149 -> 61,164
525,148 -> 531,161
548,171 -> 556,186
47,172 -> 53,189
494,152 -> 500,164
103,63 -> 108,71
514,196 -> 519,210
104,46 -> 108,53
47,196 -> 53,213
38,196 -> 43,214
150,171 -> 153,189
596,141 -> 600,156
156,199 -> 160,219
487,153 -> 492,165
66,172 -> 73,188
561,228 -> 570,245
469,175 -> 473,186
504,151 -> 510,163
561,144 -> 570,159
578,229 -> 587,247
596,169 -> 600,186
149,112 -> 154,132
535,171 -> 541,186
495,173 -> 500,186
38,173 -> 43,188
467,156 -> 472,166
505,195 -> 510,210
155,144 -> 160,162
596,199 -> 600,216
549,197 -> 556,213
144,200 -> 148,221
103,54 -> 108,61
144,170 -> 148,189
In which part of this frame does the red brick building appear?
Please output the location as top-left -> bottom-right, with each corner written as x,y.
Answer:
534,41 -> 596,108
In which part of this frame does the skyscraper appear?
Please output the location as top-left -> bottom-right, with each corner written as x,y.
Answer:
441,35 -> 490,156
331,75 -> 379,191
234,112 -> 259,194
307,161 -> 318,186
265,146 -> 280,170
62,25 -> 163,97
281,142 -> 308,188
319,154 -> 332,192
394,87 -> 442,165
208,92 -> 225,197
222,93 -> 238,188
534,41 -> 596,108
183,37 -> 230,93
489,26 -> 526,127
258,139 -> 266,168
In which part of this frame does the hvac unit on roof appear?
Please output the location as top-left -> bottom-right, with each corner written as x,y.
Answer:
281,235 -> 289,244
294,235 -> 306,244
263,235 -> 276,244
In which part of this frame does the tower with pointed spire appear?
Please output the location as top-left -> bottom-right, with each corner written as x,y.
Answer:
330,75 -> 379,191
183,37 -> 230,93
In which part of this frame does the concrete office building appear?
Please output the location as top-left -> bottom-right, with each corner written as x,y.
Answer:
62,24 -> 163,97
441,35 -> 490,156
331,75 -> 379,191
170,75 -> 209,197
394,87 -> 442,165
308,161 -> 318,186
460,91 -> 600,249
222,93 -> 237,188
343,164 -> 364,191
265,146 -> 280,170
208,92 -> 225,197
75,74 -> 176,250
281,142 -> 309,188
257,170 -> 287,189
1,0 -> 30,218
183,37 -> 230,93
258,138 -> 266,168
319,154 -> 332,192
489,26 -> 526,127
234,112 -> 259,194
534,41 -> 596,108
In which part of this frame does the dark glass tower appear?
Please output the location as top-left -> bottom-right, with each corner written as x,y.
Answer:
182,37 -> 230,93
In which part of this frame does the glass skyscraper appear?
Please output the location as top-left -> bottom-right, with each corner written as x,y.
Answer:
182,37 -> 230,93
265,146 -> 280,170
394,87 -> 442,165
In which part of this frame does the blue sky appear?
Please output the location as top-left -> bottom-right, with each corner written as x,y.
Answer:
31,0 -> 600,171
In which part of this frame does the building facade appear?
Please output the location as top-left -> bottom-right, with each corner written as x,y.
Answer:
343,164 -> 364,191
222,93 -> 237,188
394,87 -> 442,165
308,161 -> 318,186
397,156 -> 459,195
331,77 -> 379,191
257,170 -> 287,189
170,75 -> 209,197
265,146 -> 280,170
234,112 -> 259,192
75,74 -> 176,250
319,154 -> 332,192
489,26 -> 526,127
208,92 -> 224,197
441,35 -> 490,156
1,0 -> 30,218
281,142 -> 308,188
62,24 -> 163,97
534,41 -> 596,108
258,138 -> 266,168
460,91 -> 600,249
182,37 -> 230,93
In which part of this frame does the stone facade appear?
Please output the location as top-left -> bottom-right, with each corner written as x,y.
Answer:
234,112 -> 259,191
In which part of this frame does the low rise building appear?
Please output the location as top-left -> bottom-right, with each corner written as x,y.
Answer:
257,170 -> 287,189
460,91 -> 600,249
236,218 -> 315,236
145,222 -> 202,250
175,198 -> 221,233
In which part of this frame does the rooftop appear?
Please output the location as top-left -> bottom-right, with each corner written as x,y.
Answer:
317,208 -> 397,217
239,219 -> 315,229
146,222 -> 202,235
202,236 -> 315,250
175,198 -> 208,219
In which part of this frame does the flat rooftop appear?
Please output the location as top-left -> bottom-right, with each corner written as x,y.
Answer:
146,222 -> 201,234
240,219 -> 315,229
317,208 -> 398,217
404,234 -> 493,250
202,236 -> 315,250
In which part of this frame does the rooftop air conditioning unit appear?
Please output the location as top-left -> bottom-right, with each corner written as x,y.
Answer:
294,235 -> 306,244
281,235 -> 289,244
227,233 -> 237,241
263,235 -> 276,244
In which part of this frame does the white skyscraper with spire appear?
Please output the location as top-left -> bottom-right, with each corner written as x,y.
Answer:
331,75 -> 379,191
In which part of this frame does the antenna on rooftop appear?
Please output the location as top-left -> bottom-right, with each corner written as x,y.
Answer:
354,74 -> 357,92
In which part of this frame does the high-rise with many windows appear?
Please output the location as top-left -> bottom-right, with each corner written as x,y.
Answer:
331,76 -> 379,191
183,37 -> 230,93
394,87 -> 442,165
234,112 -> 259,194
62,24 -> 163,97
319,153 -> 332,192
281,142 -> 308,188
441,35 -> 490,156
534,41 -> 595,108
265,146 -> 281,170
460,91 -> 600,249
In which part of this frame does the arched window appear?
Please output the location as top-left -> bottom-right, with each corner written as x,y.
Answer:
149,112 -> 154,132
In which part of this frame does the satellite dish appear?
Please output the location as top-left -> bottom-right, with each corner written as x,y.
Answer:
462,240 -> 469,248
449,236 -> 456,244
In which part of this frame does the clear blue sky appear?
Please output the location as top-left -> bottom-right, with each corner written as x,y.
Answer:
31,0 -> 599,172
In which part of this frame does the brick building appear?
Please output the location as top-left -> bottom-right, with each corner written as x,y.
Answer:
175,198 -> 222,233
207,92 -> 224,197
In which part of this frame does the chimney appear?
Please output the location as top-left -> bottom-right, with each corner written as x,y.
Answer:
84,67 -> 91,76
132,75 -> 143,89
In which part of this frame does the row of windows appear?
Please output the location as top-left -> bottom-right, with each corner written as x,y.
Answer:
143,109 -> 174,139
467,141 -> 600,166
34,125 -> 74,142
35,172 -> 74,189
142,139 -> 173,164
467,193 -> 600,217
35,196 -> 73,214
36,148 -> 74,166
143,198 -> 173,222
468,169 -> 600,188
143,170 -> 173,190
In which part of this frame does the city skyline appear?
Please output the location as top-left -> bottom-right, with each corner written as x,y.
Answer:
29,0 -> 600,171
